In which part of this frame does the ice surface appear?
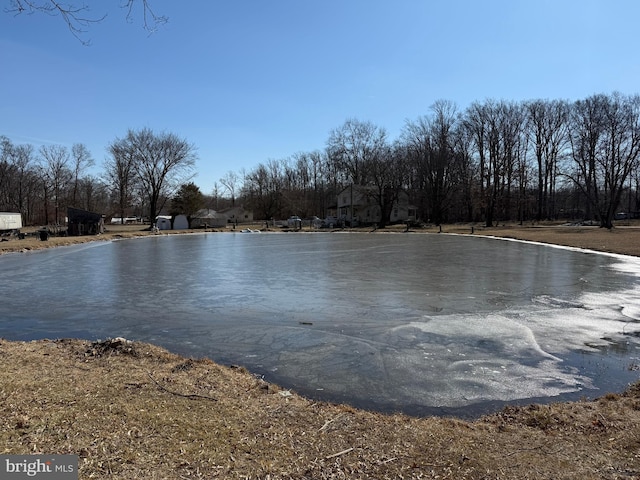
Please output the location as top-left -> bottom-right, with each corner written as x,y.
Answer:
1,232 -> 639,416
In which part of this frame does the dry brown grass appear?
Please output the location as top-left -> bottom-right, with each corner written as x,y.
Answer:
439,222 -> 640,257
2,222 -> 640,478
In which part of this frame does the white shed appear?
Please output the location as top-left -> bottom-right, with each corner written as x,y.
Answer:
155,216 -> 172,230
0,212 -> 22,232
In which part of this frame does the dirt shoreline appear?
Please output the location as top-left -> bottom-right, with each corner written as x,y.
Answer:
1,223 -> 640,479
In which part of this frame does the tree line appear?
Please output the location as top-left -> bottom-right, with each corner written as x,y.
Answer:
1,92 -> 639,230
0,128 -> 197,228
240,92 -> 640,229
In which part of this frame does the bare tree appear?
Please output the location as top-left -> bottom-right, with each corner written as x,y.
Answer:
366,143 -> 406,228
220,171 -> 240,207
0,136 -> 15,210
289,150 -> 331,217
38,144 -> 71,225
106,138 -> 136,222
11,143 -> 37,218
208,182 -> 220,210
512,116 -> 533,224
599,94 -> 640,228
402,100 -> 460,225
110,128 -> 196,228
0,137 -> 42,223
526,99 -> 569,220
567,93 -> 640,228
497,101 -> 526,221
70,143 -> 94,206
6,0 -> 167,44
462,100 -> 526,226
326,119 -> 388,186
243,159 -> 285,220
76,174 -> 107,212
463,101 -> 498,227
566,95 -> 605,222
450,125 -> 476,222
309,150 -> 331,217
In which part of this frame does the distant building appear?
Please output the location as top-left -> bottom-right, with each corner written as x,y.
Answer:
218,206 -> 254,224
155,216 -> 172,230
337,185 -> 416,226
173,214 -> 189,229
191,209 -> 228,228
0,212 -> 22,232
67,207 -> 104,236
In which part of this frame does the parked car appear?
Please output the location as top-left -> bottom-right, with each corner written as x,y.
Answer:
287,216 -> 302,227
323,216 -> 338,227
307,216 -> 322,228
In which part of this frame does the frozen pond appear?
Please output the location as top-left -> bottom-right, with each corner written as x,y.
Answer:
1,232 -> 639,417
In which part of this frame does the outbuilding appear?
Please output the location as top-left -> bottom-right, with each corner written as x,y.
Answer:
173,214 -> 189,229
0,212 -> 22,233
67,207 -> 104,236
155,216 -> 172,230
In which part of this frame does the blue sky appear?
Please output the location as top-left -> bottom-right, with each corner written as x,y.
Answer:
1,1 -> 639,194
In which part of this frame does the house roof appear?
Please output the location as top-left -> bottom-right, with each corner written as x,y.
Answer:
218,206 -> 248,214
194,209 -> 227,219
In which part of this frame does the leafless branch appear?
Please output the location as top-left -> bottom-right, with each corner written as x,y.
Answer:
147,372 -> 218,402
122,0 -> 167,34
6,0 -> 167,44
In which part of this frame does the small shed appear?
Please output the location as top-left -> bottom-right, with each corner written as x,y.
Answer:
173,214 -> 189,229
0,212 -> 23,232
155,216 -> 172,230
67,207 -> 104,236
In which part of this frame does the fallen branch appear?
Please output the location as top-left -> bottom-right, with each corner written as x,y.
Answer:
325,447 -> 353,460
147,372 -> 217,401
506,444 -> 564,457
319,413 -> 345,432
